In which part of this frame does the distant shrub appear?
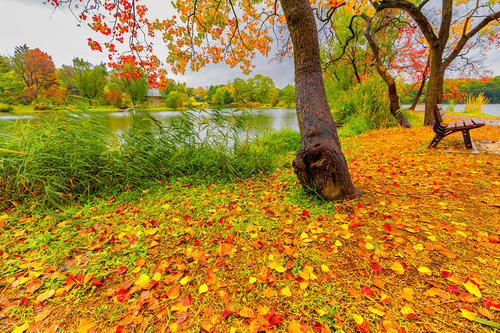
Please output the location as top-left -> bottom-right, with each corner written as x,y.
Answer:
0,103 -> 13,112
327,75 -> 397,135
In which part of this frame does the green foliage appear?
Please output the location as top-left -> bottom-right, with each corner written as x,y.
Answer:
279,85 -> 295,107
164,90 -> 188,109
71,58 -> 108,105
111,66 -> 148,104
0,110 -> 297,208
0,103 -> 13,112
327,75 -> 397,136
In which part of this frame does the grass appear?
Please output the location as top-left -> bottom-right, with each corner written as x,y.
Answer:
0,124 -> 498,332
463,92 -> 490,114
0,110 -> 299,209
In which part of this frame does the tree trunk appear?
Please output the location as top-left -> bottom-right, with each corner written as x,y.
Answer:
362,15 -> 410,128
424,47 -> 443,125
409,74 -> 426,110
280,0 -> 360,201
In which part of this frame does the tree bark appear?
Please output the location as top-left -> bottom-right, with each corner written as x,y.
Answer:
280,0 -> 360,201
409,74 -> 426,110
362,14 -> 410,128
424,46 -> 443,125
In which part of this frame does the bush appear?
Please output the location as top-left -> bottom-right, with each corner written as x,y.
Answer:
0,110 -> 290,208
327,75 -> 397,135
0,103 -> 13,112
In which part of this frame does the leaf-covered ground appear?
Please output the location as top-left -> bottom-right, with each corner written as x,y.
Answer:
0,125 -> 499,333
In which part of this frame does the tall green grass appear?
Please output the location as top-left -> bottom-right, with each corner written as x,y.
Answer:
326,75 -> 399,137
0,110 -> 298,208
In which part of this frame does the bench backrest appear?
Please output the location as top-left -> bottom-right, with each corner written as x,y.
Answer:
434,104 -> 445,123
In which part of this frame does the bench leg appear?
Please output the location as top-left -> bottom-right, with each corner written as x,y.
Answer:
429,134 -> 444,148
462,129 -> 473,149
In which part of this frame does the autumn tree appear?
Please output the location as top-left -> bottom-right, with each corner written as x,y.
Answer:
10,45 -> 57,101
47,0 -> 361,201
111,58 -> 149,105
372,0 -> 500,125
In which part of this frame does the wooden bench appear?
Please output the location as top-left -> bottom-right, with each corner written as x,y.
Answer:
428,105 -> 484,149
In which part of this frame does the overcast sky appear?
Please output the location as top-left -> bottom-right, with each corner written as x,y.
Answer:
1,0 -> 499,88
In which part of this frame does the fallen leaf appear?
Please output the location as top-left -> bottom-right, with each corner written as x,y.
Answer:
199,283 -> 209,294
463,280 -> 482,298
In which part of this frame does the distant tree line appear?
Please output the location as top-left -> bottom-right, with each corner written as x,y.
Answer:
0,45 -> 296,111
399,76 -> 500,104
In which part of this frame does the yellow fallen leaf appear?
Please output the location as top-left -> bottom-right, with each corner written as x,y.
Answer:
179,275 -> 191,285
36,289 -> 55,302
413,244 -> 424,251
321,264 -> 330,272
77,318 -> 95,333
368,306 -> 385,316
249,277 -> 257,284
352,313 -> 364,325
463,280 -> 482,298
365,242 -> 374,250
12,323 -> 29,333
152,272 -> 162,282
335,240 -> 342,247
299,282 -> 309,290
239,305 -> 254,318
300,231 -> 308,239
427,235 -> 437,241
276,265 -> 287,273
460,309 -> 477,321
418,267 -> 432,276
401,305 -> 415,317
390,262 -> 405,275
134,274 -> 150,288
280,286 -> 292,297
199,283 -> 209,294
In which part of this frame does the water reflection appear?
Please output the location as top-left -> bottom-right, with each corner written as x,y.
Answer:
0,108 -> 299,138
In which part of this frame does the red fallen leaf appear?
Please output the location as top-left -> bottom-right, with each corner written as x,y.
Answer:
447,284 -> 460,294
355,319 -> 370,333
118,266 -> 127,274
350,221 -> 361,229
91,278 -> 102,287
116,288 -> 130,302
193,239 -> 200,246
486,161 -> 493,165
371,263 -> 382,273
441,270 -> 452,277
489,235 -> 499,244
223,309 -> 231,320
253,241 -> 264,249
75,273 -> 84,282
225,235 -> 233,244
269,314 -> 283,327
18,296 -> 28,305
301,210 -> 310,218
35,301 -> 44,310
384,223 -> 392,233
26,279 -> 41,295
483,297 -> 500,310
115,326 -> 124,333
361,286 -> 374,297
465,278 -> 481,288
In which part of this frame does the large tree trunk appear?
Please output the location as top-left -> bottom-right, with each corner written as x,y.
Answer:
280,0 -> 360,201
424,47 -> 443,125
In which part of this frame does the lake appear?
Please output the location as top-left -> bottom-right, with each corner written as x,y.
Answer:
1,104 -> 499,137
0,108 -> 300,137
405,104 -> 500,117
